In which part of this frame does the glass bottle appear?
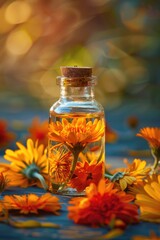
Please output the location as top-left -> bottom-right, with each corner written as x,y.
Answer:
48,66 -> 105,195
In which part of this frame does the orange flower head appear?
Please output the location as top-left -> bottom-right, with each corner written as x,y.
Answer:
110,159 -> 151,191
128,174 -> 159,196
0,119 -> 15,148
48,117 -> 105,151
49,148 -> 72,185
3,139 -> 48,189
69,154 -> 104,192
28,117 -> 48,147
68,179 -> 138,227
137,127 -> 160,155
135,174 -> 160,223
3,193 -> 61,215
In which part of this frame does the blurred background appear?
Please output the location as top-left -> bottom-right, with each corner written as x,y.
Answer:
0,0 -> 160,158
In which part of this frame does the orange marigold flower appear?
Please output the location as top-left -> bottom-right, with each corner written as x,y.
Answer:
124,159 -> 151,180
3,139 -> 48,189
137,127 -> 160,171
49,148 -> 72,185
48,118 -> 105,151
110,159 -> 151,191
28,117 -> 48,147
128,174 -> 159,196
68,179 -> 138,227
69,155 -> 104,192
135,174 -> 160,223
0,119 -> 15,149
137,127 -> 160,149
3,193 -> 61,215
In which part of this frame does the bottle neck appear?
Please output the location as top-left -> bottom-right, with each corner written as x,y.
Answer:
57,76 -> 96,101
60,86 -> 95,101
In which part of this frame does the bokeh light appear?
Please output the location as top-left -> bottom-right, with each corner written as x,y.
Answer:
0,0 -> 159,115
6,29 -> 32,55
5,1 -> 32,24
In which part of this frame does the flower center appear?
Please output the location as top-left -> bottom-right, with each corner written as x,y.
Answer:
87,172 -> 93,180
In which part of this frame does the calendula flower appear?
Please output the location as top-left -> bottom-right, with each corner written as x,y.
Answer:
0,119 -> 15,149
69,155 -> 104,192
137,127 -> 160,149
132,231 -> 160,240
3,193 -> 61,215
137,127 -> 160,171
49,117 -> 105,185
68,179 -> 138,227
3,139 -> 48,189
108,159 -> 151,191
48,117 -> 105,151
48,148 -> 72,187
135,174 -> 160,223
0,196 -> 60,229
28,117 -> 48,147
128,174 -> 159,197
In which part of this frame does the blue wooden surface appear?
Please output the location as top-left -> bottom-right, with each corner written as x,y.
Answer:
0,186 -> 160,240
0,99 -> 160,239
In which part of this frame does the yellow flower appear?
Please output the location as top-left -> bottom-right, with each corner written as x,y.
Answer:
110,159 -> 151,191
48,117 -> 105,151
125,159 -> 151,179
28,117 -> 48,147
137,127 -> 160,149
118,175 -> 136,191
128,174 -> 159,196
3,193 -> 61,215
135,174 -> 160,223
137,127 -> 160,171
3,139 -> 48,189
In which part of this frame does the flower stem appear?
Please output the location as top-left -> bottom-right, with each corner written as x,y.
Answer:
65,144 -> 84,183
105,172 -> 125,181
59,150 -> 80,191
69,151 -> 79,179
152,155 -> 159,173
32,172 -> 48,190
105,173 -> 113,179
151,148 -> 160,173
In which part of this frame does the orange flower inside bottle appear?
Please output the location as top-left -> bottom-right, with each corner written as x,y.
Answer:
48,66 -> 105,195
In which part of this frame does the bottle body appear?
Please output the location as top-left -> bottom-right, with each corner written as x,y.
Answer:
48,70 -> 105,195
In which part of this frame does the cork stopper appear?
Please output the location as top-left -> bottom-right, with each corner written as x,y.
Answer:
60,66 -> 92,78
